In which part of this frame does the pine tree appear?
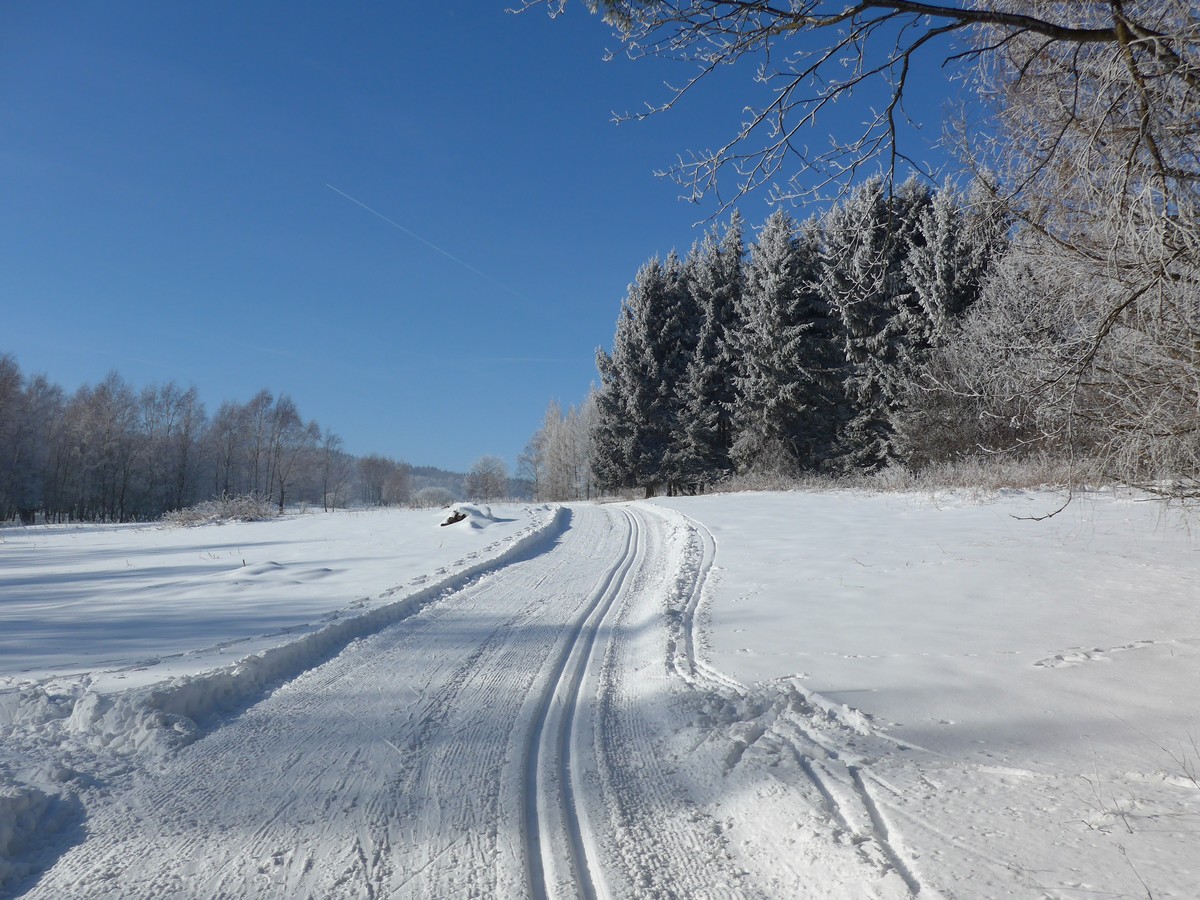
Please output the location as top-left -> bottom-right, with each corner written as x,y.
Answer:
591,254 -> 694,496
732,208 -> 844,474
591,344 -> 631,493
641,252 -> 696,494
892,181 -> 1011,466
901,179 -> 1009,359
673,212 -> 745,489
819,176 -> 931,471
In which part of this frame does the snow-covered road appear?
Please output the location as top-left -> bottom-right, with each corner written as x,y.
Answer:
18,505 -> 776,898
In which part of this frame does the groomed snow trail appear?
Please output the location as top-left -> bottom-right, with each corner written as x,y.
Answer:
17,506 -> 750,899
18,502 -> 937,899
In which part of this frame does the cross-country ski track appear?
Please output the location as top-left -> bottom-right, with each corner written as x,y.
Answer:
8,493 -> 1200,898
7,503 -> 930,898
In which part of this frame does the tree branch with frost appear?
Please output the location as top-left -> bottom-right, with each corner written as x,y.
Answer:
515,2 -> 1198,208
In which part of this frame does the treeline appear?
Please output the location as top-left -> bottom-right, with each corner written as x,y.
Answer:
527,177 -> 1005,498
531,170 -> 1200,500
0,356 -> 422,523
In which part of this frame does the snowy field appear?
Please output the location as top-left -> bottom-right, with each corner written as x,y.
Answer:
1,491 -> 1198,897
0,504 -> 548,692
654,489 -> 1200,898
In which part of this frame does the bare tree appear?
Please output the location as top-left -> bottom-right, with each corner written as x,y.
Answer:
268,401 -> 320,512
522,2 -> 1197,207
383,462 -> 413,506
318,430 -> 353,510
465,455 -> 510,502
139,382 -> 207,513
358,454 -> 399,506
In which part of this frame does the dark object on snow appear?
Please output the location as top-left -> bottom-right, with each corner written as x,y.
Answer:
440,510 -> 468,527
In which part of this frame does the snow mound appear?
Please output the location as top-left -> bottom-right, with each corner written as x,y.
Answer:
442,503 -> 501,529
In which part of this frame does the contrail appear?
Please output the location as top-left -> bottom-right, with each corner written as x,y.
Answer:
325,183 -> 529,303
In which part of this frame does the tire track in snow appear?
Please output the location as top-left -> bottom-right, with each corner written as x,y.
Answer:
523,506 -> 641,900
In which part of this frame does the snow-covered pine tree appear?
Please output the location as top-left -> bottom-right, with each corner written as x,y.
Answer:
672,212 -> 745,490
819,176 -> 931,471
885,181 -> 1010,467
591,254 -> 694,496
901,179 -> 1009,358
591,344 -> 632,493
732,208 -> 844,474
646,251 -> 699,495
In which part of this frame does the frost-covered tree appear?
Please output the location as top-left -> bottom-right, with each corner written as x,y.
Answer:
819,176 -> 931,471
465,455 -> 509,501
527,394 -> 599,501
892,183 -> 1012,466
590,345 -> 631,493
649,252 -> 702,493
139,382 -> 208,514
732,209 -> 844,474
592,253 -> 694,496
0,355 -> 366,521
411,485 -> 455,509
534,0 -> 1200,494
903,181 -> 1008,347
672,212 -> 744,488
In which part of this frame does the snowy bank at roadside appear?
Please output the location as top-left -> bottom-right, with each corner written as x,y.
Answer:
0,503 -> 565,756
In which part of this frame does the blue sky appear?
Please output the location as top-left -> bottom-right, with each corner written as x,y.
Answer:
2,3 -> 963,473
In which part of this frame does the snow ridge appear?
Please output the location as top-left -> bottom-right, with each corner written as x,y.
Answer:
65,505 -> 568,757
0,506 -> 569,896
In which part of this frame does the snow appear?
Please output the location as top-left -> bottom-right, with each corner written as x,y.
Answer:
652,488 -> 1200,898
2,490 -> 1198,898
0,503 -> 541,690
654,490 -> 1200,765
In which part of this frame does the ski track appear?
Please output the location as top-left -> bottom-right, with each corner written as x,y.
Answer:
646,504 -> 930,898
15,503 -> 928,899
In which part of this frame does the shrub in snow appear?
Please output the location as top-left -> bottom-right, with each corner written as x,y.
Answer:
161,494 -> 279,527
716,453 -> 1103,497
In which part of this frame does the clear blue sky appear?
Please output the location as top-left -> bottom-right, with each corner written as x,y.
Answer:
2,2 -> 961,473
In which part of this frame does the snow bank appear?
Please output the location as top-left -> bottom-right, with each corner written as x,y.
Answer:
452,503 -> 497,526
1,502 -> 568,895
10,505 -> 569,758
